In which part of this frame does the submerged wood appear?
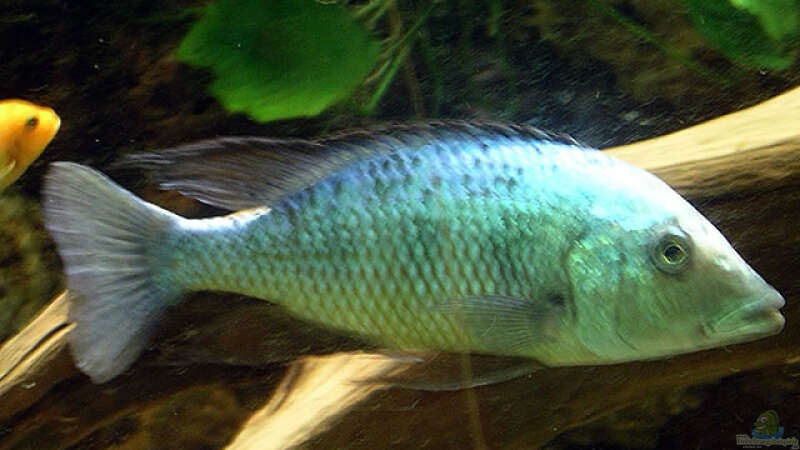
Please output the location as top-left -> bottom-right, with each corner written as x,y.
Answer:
0,87 -> 798,449
0,292 -> 75,422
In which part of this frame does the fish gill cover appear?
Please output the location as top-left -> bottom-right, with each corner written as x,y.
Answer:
176,0 -> 381,122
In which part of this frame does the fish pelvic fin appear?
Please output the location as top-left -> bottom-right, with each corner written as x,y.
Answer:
362,351 -> 543,391
43,162 -> 184,383
0,159 -> 16,188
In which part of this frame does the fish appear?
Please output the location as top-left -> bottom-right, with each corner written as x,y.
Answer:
753,410 -> 783,438
0,99 -> 61,191
42,121 -> 785,385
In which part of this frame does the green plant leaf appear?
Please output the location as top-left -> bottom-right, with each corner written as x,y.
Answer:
729,0 -> 800,41
177,0 -> 381,122
683,0 -> 797,70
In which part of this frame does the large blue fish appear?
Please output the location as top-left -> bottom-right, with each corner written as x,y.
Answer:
42,122 -> 785,384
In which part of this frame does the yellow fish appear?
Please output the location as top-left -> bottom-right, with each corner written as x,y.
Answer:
0,99 -> 61,191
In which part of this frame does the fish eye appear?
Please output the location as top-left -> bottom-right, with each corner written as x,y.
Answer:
25,116 -> 39,130
651,230 -> 691,274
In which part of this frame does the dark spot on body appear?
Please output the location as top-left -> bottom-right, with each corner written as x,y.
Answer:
548,293 -> 566,308
333,179 -> 344,195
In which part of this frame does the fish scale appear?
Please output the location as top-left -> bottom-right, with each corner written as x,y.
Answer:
176,148 -> 544,350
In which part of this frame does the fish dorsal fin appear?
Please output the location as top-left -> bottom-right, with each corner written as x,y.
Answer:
121,121 -> 581,210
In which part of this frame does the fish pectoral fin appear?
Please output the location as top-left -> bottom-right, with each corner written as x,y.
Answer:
366,296 -> 561,391
0,159 -> 16,180
361,351 -> 543,391
435,294 -> 565,354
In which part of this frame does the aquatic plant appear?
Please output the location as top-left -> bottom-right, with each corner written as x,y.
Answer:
176,0 -> 799,124
177,0 -> 381,122
682,0 -> 800,70
0,191 -> 62,343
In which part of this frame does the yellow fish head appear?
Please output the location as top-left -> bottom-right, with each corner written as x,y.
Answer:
4,98 -> 61,157
0,99 -> 61,190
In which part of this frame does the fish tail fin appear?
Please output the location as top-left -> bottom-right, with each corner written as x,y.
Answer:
43,162 -> 185,383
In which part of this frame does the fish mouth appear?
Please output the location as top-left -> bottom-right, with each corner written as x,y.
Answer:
705,288 -> 785,344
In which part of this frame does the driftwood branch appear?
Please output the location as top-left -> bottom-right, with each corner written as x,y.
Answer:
1,87 -> 798,449
0,292 -> 75,423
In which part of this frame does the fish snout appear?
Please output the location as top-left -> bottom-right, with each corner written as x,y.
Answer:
51,112 -> 62,134
703,287 -> 786,342
750,288 -> 786,334
761,287 -> 785,310
732,288 -> 786,336
42,107 -> 61,136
